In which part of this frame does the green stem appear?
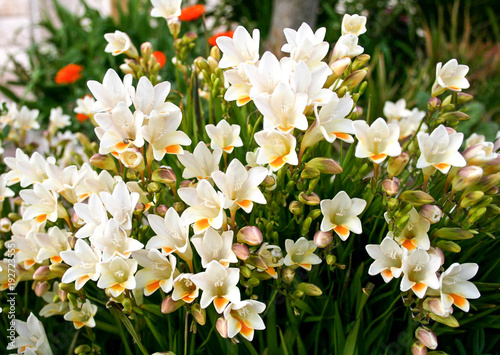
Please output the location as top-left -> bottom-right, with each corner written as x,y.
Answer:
112,307 -> 149,355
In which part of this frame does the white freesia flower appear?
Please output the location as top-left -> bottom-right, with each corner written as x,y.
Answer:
366,237 -> 407,282
341,14 -> 367,36
257,243 -> 284,278
353,117 -> 402,164
224,300 -> 266,341
439,263 -> 480,312
74,95 -> 96,119
133,249 -> 177,296
64,299 -> 98,329
40,282 -> 69,317
73,193 -> 108,239
48,107 -> 70,130
130,76 -> 180,117
290,60 -> 333,107
87,68 -> 133,112
11,225 -> 40,269
398,108 -> 427,139
432,58 -> 470,96
331,34 -> 364,62
254,130 -> 298,171
205,120 -> 243,153
0,101 -> 18,128
20,183 -> 60,224
4,149 -> 55,187
0,174 -> 14,202
281,23 -> 329,69
178,179 -> 226,234
245,52 -> 284,98
401,249 -> 441,298
61,239 -> 101,290
43,163 -> 91,204
462,142 -> 498,166
97,256 -> 138,297
416,124 -> 466,174
223,66 -> 253,106
12,105 -> 40,131
6,313 -> 53,355
383,99 -> 411,122
99,180 -> 140,231
35,226 -> 71,264
284,237 -> 322,271
178,141 -> 222,180
75,169 -> 115,201
212,159 -> 267,213
90,219 -> 143,262
172,273 -> 199,303
320,191 -> 366,240
217,26 -> 260,68
104,30 -> 138,58
191,227 -> 237,268
465,133 -> 485,148
191,260 -> 241,313
150,0 -> 182,20
386,209 -> 430,251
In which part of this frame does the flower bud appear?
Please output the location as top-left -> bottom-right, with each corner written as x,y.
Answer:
49,263 -> 69,277
328,57 -> 351,79
58,287 -> 68,303
120,63 -> 134,76
306,157 -> 343,175
0,218 -> 11,233
161,296 -> 184,314
147,182 -> 162,194
352,54 -> 370,70
140,42 -> 153,59
34,281 -> 50,297
296,283 -> 322,296
239,266 -> 252,278
382,178 -> 400,196
460,191 -> 484,209
246,254 -> 268,270
428,312 -> 459,327
172,202 -> 185,214
248,277 -> 260,288
300,167 -> 320,179
468,206 -> 487,224
411,341 -> 428,355
427,97 -> 441,112
75,345 -> 93,354
152,166 -> 177,187
289,200 -> 304,215
156,204 -> 169,217
452,166 -> 483,191
423,297 -> 452,317
232,243 -> 249,261
314,230 -> 333,248
192,303 -> 206,326
387,153 -> 410,178
134,202 -> 145,215
237,226 -> 263,246
33,266 -> 55,281
299,192 -> 321,206
433,228 -> 473,241
435,240 -> 461,253
282,268 -> 295,284
90,153 -> 116,171
326,254 -> 337,265
416,326 -> 438,350
216,318 -> 228,338
399,190 -> 435,206
419,205 -> 443,224
442,92 -> 473,106
263,175 -> 276,188
120,148 -> 145,170
341,70 -> 367,91
58,283 -> 76,293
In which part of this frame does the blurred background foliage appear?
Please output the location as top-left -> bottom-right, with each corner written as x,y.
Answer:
0,0 -> 499,354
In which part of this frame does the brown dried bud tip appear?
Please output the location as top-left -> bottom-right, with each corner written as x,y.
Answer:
382,178 -> 400,196
314,230 -> 333,248
232,243 -> 250,260
237,226 -> 263,246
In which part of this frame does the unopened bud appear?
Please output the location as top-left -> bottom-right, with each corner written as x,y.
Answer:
156,204 -> 169,217
289,200 -> 304,215
33,266 -> 55,281
49,263 -> 69,277
328,57 -> 351,80
0,218 -> 11,233
210,46 -> 221,61
306,157 -> 343,174
452,166 -> 483,191
172,202 -> 185,214
240,266 -> 252,278
216,318 -> 228,338
90,154 -> 116,171
442,92 -> 473,106
247,277 -> 260,288
75,345 -> 93,354
120,62 -> 134,75
140,42 -> 153,59
58,287 -> 68,302
300,167 -> 320,179
282,268 -> 295,284
246,254 -> 268,270
161,296 -> 184,314
433,228 -> 473,241
296,282 -> 322,296
232,243 -> 249,260
263,175 -> 276,188
341,70 -> 367,91
427,97 -> 441,112
237,226 -> 263,246
326,254 -> 337,265
399,190 -> 435,206
147,182 -> 162,194
419,205 -> 443,224
67,293 -> 79,309
34,281 -> 50,297
423,297 -> 452,317
416,326 -> 438,350
134,202 -> 145,215
58,282 -> 76,293
120,148 -> 144,170
152,167 -> 177,187
435,240 -> 461,253
411,341 -> 428,355
428,312 -> 459,327
387,153 -> 410,178
352,54 -> 370,70
441,111 -> 470,123
314,230 -> 333,248
460,191 -> 484,209
299,192 -> 320,206
382,178 -> 400,196
192,303 -> 206,325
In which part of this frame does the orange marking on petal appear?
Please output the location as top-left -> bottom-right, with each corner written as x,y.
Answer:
412,282 -> 427,294
110,283 -> 125,295
111,151 -> 120,158
237,96 -> 251,105
382,269 -> 393,279
165,145 -> 183,154
333,132 -> 351,140
183,295 -> 196,303
25,259 -> 36,268
220,261 -> 229,268
195,219 -> 210,232
334,225 -> 349,237
223,146 -> 234,152
370,153 -> 387,162
451,293 -> 467,308
266,267 -> 277,277
145,280 -> 161,294
239,320 -> 254,338
237,199 -> 252,209
213,297 -> 229,312
51,256 -> 62,263
74,321 -> 85,328
402,239 -> 416,250
270,156 -> 285,169
144,202 -> 153,212
36,214 -> 48,223
434,163 -> 450,170
449,86 -> 460,91
163,247 -> 174,254
79,275 -> 90,284
300,263 -> 312,271
115,141 -> 130,152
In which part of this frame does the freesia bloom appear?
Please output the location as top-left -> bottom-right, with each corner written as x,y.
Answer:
178,179 -> 226,234
35,226 -> 71,264
6,313 -> 53,355
191,227 -> 238,268
352,117 -> 401,164
398,108 -> 426,139
257,243 -> 284,278
223,66 -> 253,106
389,208 -> 430,251
366,237 -> 407,282
43,163 -> 91,204
4,149 -> 54,187
172,273 -> 199,303
130,76 -> 179,118
104,30 -> 138,58
48,107 -> 70,130
150,0 -> 182,20
331,34 -> 364,62
281,23 -> 329,69
224,300 -> 266,341
97,256 -> 138,297
99,180 -> 140,231
416,124 -> 466,174
12,105 -> 40,131
55,64 -> 83,85
20,183 -> 60,224
217,26 -> 260,68
320,191 -> 366,240
284,237 -> 321,271
133,249 -> 177,296
178,141 -> 222,180
60,239 -> 101,290
383,99 -> 411,122
90,219 -> 143,262
74,95 -> 95,122
432,58 -> 470,96
465,133 -> 485,148
178,4 -> 205,21
254,130 -> 298,171
73,193 -> 108,239
205,120 -> 243,153
341,14 -> 367,36
212,159 -> 267,213
439,263 -> 480,312
0,174 -> 14,202
87,68 -> 133,112
64,300 -> 98,329
289,60 -> 333,106
401,249 -> 441,298
209,31 -> 234,47
191,260 -> 241,313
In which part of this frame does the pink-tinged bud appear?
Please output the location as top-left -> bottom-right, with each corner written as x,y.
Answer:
71,212 -> 84,228
382,178 -> 400,196
156,205 -> 169,217
134,202 -> 145,215
192,303 -> 206,326
419,205 -> 443,224
428,246 -> 445,266
415,326 -> 438,350
152,166 -> 177,187
423,297 -> 453,317
445,127 -> 456,135
58,288 -> 68,303
411,341 -> 428,355
232,243 -> 250,260
387,153 -> 410,178
428,97 -> 441,111
90,153 -> 116,171
119,63 -> 134,75
34,281 -> 50,297
33,266 -> 54,281
263,175 -> 276,187
140,42 -> 153,58
216,318 -> 228,338
179,180 -> 192,188
314,230 -> 333,248
289,200 -> 304,215
0,217 -> 11,233
452,166 -> 483,191
161,296 -> 184,314
237,226 -> 263,246
325,57 -> 351,86
486,185 -> 499,195
305,157 -> 343,174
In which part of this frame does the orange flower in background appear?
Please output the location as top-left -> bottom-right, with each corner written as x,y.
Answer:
153,51 -> 167,69
178,4 -> 205,21
76,113 -> 89,123
55,64 -> 84,85
208,31 -> 235,47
